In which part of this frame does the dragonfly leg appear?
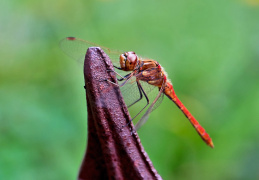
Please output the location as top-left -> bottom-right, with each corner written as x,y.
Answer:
124,80 -> 150,128
113,65 -> 123,70
106,72 -> 134,87
115,72 -> 132,81
107,69 -> 132,81
127,81 -> 143,108
134,81 -> 166,130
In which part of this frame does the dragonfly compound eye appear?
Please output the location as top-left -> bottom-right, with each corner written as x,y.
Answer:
119,52 -> 138,71
125,52 -> 138,71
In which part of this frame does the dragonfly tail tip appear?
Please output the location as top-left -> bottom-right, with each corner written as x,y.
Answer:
208,141 -> 214,148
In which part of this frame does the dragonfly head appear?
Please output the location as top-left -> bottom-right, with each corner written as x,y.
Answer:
119,51 -> 138,71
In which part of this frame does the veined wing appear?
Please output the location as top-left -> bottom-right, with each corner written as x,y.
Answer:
59,37 -> 122,66
120,71 -> 164,112
135,80 -> 165,130
120,66 -> 165,130
120,76 -> 155,108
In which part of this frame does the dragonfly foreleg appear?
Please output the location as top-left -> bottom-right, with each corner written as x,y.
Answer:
113,65 -> 123,70
107,69 -> 132,81
115,72 -> 132,81
106,72 -> 134,87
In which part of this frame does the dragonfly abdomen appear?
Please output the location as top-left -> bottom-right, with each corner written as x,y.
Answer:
163,82 -> 214,148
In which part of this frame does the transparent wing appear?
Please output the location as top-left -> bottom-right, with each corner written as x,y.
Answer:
134,81 -> 166,130
118,65 -> 166,129
120,76 -> 156,108
150,89 -> 164,112
59,37 -> 122,66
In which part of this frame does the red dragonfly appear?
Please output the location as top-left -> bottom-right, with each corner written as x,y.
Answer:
60,37 -> 214,148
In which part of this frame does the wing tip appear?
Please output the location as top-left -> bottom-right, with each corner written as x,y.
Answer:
66,37 -> 76,40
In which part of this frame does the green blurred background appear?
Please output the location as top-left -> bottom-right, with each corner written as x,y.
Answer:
1,0 -> 259,179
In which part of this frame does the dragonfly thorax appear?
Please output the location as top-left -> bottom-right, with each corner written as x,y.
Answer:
119,51 -> 138,71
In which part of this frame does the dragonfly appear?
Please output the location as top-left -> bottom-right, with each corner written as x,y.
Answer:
60,37 -> 214,148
